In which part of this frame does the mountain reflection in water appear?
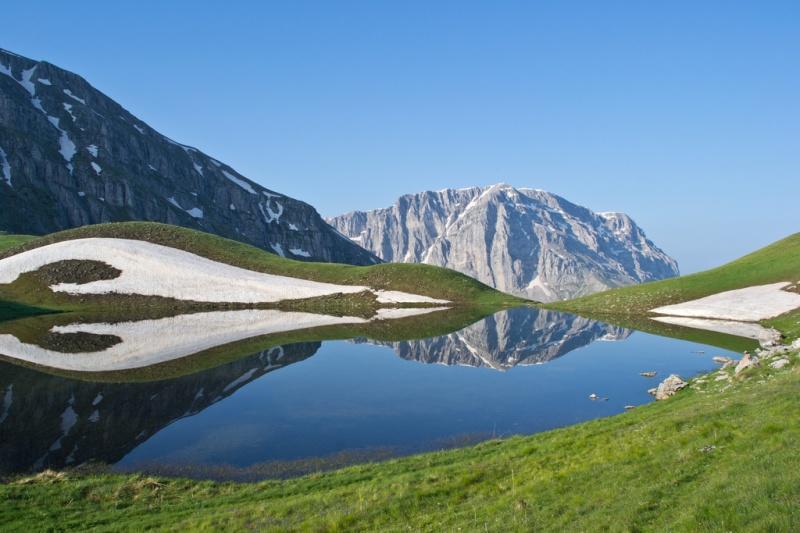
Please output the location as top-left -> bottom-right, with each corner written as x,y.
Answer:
0,307 -> 732,478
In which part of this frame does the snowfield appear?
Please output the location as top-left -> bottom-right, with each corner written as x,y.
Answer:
650,282 -> 800,321
0,238 -> 450,305
0,306 -> 451,372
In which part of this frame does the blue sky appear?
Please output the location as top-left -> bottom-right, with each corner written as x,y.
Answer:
3,1 -> 798,272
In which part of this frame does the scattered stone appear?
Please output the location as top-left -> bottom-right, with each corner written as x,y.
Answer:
770,358 -> 790,370
647,388 -> 657,396
589,393 -> 598,400
722,360 -> 737,369
714,373 -> 730,382
712,356 -> 732,364
624,405 -> 636,410
655,374 -> 687,400
699,445 -> 716,453
791,338 -> 800,350
734,352 -> 759,375
640,371 -> 657,378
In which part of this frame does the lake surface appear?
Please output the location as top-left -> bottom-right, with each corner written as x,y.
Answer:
0,307 -> 740,480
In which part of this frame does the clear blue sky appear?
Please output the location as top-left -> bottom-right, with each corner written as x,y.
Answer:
3,1 -> 798,273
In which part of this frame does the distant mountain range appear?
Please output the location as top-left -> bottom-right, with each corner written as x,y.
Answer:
328,184 -> 679,301
0,48 -> 376,265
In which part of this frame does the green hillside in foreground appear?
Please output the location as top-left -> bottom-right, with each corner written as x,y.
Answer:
0,222 -> 525,313
2,345 -> 798,531
550,232 -> 800,316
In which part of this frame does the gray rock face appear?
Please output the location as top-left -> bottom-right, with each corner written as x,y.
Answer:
0,48 -> 377,265
368,307 -> 631,370
328,184 -> 679,301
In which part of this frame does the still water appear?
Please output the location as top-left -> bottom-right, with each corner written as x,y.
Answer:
0,307 -> 739,479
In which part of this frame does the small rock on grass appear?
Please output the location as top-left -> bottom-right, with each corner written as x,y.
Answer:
713,356 -> 732,364
655,374 -> 687,400
735,352 -> 759,375
770,358 -> 790,370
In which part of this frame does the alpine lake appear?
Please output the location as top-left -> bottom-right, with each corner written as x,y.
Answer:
0,305 -> 754,481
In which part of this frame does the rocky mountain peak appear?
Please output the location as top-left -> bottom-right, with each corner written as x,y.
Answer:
328,184 -> 679,302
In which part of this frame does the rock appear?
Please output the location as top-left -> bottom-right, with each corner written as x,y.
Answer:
655,374 -> 687,400
712,356 -> 732,364
791,338 -> 800,350
589,393 -> 598,400
647,388 -> 657,396
624,405 -> 636,410
640,371 -> 657,377
714,373 -> 730,382
327,185 -> 679,302
770,358 -> 790,370
722,360 -> 736,369
699,445 -> 716,453
734,352 -> 759,375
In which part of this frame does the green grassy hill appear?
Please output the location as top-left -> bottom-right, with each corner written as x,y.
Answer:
551,232 -> 800,316
0,222 -> 525,314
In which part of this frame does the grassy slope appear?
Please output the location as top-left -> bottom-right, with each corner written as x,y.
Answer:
0,235 -> 51,321
0,222 -> 524,311
551,232 -> 800,316
0,234 -> 36,253
2,355 -> 798,531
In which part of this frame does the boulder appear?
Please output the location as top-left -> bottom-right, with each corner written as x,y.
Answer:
655,374 -> 687,400
770,358 -> 790,370
712,356 -> 732,364
640,371 -> 657,378
734,352 -> 759,375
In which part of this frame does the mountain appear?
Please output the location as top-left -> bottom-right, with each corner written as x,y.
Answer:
0,48 -> 376,265
328,184 -> 679,301
0,342 -> 320,475
366,307 -> 630,370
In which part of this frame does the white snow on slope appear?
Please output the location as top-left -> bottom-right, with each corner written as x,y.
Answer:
133,124 -> 145,134
90,162 -> 102,175
0,238 -> 447,304
63,102 -> 77,121
37,78 -> 51,85
192,162 -> 204,176
222,169 -> 257,194
63,89 -> 85,104
186,207 -> 204,219
0,310 -> 367,372
0,147 -> 11,186
86,144 -> 98,157
271,243 -> 285,257
46,115 -> 77,166
652,316 -> 781,345
651,282 -> 800,321
289,248 -> 311,258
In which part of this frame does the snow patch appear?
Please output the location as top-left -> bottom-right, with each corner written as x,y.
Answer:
374,290 -> 450,305
223,368 -> 259,393
90,162 -> 102,175
63,102 -> 77,121
271,243 -> 285,257
133,124 -> 145,134
77,191 -> 86,197
222,169 -> 256,194
37,78 -> 51,86
186,207 -> 204,219
0,146 -> 11,187
63,89 -> 85,104
289,248 -> 311,258
288,223 -> 299,231
651,282 -> 800,321
193,162 -> 204,176
86,144 -> 98,157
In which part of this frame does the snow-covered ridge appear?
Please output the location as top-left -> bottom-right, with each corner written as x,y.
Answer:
0,238 -> 449,305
